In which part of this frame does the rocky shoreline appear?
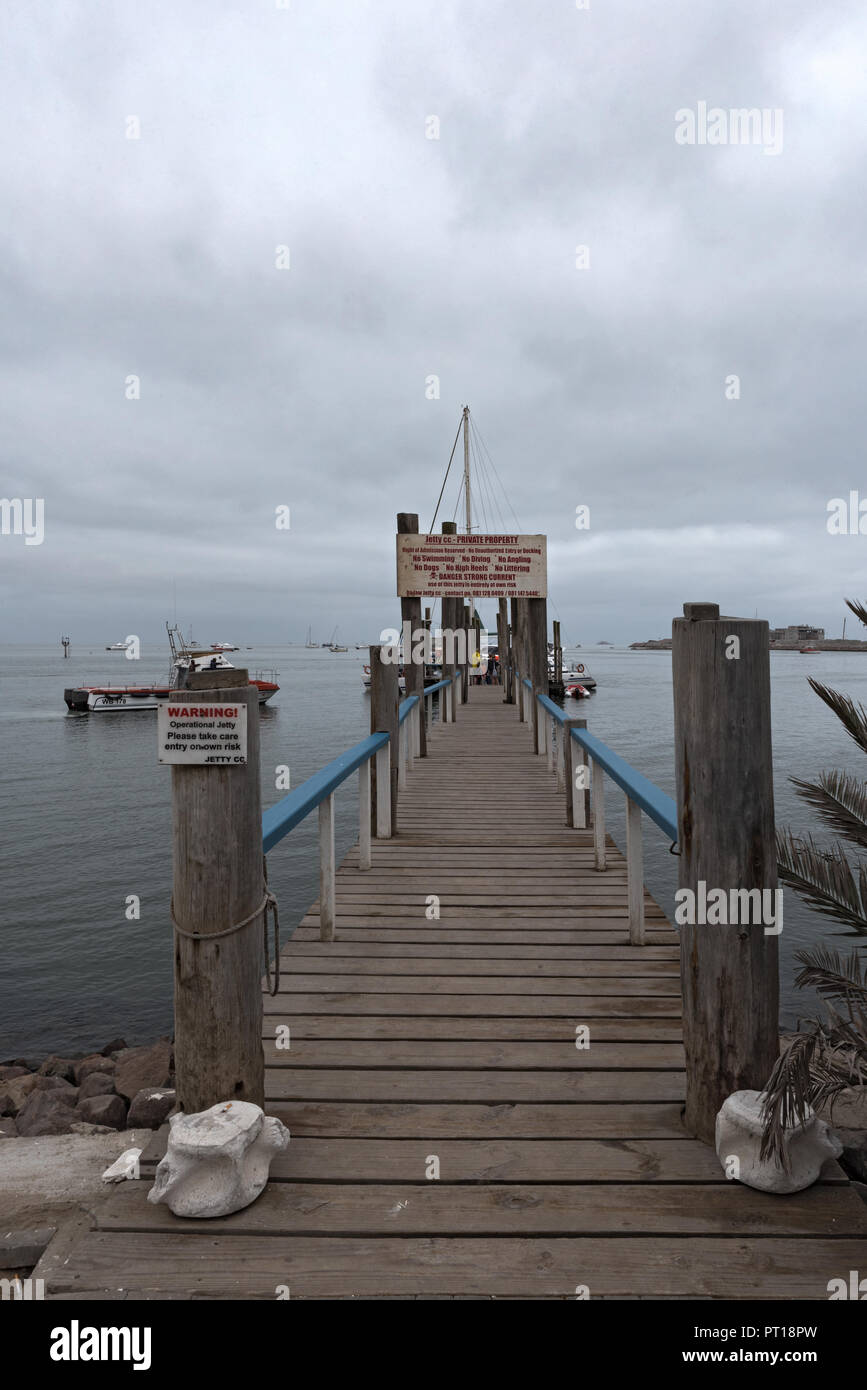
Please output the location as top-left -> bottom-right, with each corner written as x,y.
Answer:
0,1038 -> 176,1137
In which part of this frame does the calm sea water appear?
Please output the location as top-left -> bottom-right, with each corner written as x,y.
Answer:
2,643 -> 866,1057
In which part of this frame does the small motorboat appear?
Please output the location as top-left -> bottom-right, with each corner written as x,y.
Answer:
565,682 -> 591,699
65,624 -> 279,713
105,639 -> 132,651
362,662 -> 442,694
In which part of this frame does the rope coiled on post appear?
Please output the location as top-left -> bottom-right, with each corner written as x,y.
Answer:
170,856 -> 280,996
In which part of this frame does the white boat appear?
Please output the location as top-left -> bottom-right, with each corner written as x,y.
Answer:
305,627 -> 318,648
65,625 -> 280,713
105,639 -> 131,651
211,641 -> 239,652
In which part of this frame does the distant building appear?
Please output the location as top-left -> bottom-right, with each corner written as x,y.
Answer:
770,625 -> 825,643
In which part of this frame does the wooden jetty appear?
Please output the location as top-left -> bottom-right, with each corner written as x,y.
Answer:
46,680 -> 867,1300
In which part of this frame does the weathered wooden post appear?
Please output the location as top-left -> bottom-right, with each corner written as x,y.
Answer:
370,644 -> 399,836
397,512 -> 426,759
497,598 -> 510,698
563,717 -> 587,828
169,672 -> 264,1112
672,601 -> 780,1145
462,602 -> 471,702
441,522 -> 459,722
525,597 -> 548,753
514,598 -> 527,721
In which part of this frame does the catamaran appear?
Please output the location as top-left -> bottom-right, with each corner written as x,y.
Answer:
65,625 -> 279,713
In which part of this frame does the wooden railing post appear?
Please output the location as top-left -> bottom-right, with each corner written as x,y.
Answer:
319,793 -> 335,941
374,742 -> 391,837
625,795 -> 644,946
171,677 -> 264,1112
672,601 -> 779,1145
398,511 -> 426,758
556,717 -> 566,792
370,644 -> 399,836
358,757 -> 371,870
591,758 -> 606,870
546,711 -> 555,772
563,718 -> 587,828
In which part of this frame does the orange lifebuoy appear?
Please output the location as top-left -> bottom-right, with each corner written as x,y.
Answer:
577,663 -> 585,674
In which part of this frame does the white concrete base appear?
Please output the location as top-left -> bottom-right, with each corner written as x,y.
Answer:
716,1088 -> 843,1193
147,1101 -> 289,1218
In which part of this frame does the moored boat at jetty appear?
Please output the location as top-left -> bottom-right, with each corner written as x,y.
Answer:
362,661 -> 443,694
64,625 -> 279,713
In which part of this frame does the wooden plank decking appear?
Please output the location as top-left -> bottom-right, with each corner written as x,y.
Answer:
47,686 -> 867,1299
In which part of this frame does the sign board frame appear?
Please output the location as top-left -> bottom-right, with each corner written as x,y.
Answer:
396,533 -> 547,598
158,702 -> 248,765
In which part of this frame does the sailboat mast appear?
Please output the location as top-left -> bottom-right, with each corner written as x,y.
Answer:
462,405 -> 475,655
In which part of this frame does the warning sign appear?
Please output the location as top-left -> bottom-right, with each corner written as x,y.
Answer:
397,533 -> 547,598
157,703 -> 248,765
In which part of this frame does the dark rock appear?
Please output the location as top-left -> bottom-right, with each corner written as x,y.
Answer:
0,1065 -> 30,1082
4,1073 -> 77,1116
100,1038 -> 128,1057
127,1087 -> 176,1129
78,1072 -> 116,1100
38,1055 -> 77,1083
16,1089 -> 77,1136
0,1115 -> 19,1136
76,1093 -> 128,1131
0,1090 -> 13,1117
114,1040 -> 172,1101
73,1054 -> 116,1085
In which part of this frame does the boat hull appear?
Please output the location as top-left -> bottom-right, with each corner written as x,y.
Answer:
65,683 -> 278,713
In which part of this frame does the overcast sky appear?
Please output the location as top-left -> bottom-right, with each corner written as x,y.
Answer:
1,0 -> 866,646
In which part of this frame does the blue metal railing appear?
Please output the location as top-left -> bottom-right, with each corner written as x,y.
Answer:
536,692 -> 676,840
398,693 -> 419,725
263,730 -> 389,853
520,675 -> 677,842
262,680 -> 455,853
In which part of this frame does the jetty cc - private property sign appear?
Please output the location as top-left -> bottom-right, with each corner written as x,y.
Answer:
397,533 -> 547,598
157,704 -> 248,765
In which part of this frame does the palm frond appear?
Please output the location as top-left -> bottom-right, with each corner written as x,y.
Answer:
760,1025 -> 867,1169
759,1032 -> 819,1169
789,771 -> 867,850
793,944 -> 867,1032
776,828 -> 867,935
845,597 -> 867,630
807,679 -> 867,756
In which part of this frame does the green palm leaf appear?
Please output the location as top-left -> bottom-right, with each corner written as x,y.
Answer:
776,829 -> 867,935
789,771 -> 867,849
807,679 -> 867,756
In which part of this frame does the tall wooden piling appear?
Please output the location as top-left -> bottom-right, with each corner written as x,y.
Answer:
672,601 -> 780,1145
498,597 -> 510,698
514,598 -> 527,719
509,597 -> 518,707
370,642 -> 400,835
171,675 -> 264,1112
398,511 -> 426,758
441,521 -> 459,721
525,597 -> 548,753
